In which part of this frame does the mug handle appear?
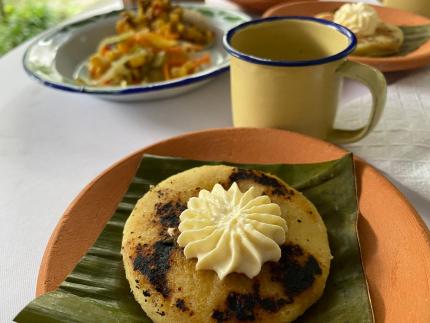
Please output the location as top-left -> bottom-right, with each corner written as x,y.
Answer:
328,60 -> 387,144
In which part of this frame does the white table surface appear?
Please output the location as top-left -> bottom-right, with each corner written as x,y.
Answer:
1,0 -> 430,322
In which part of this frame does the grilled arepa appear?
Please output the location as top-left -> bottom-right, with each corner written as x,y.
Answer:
122,165 -> 331,322
316,11 -> 404,57
353,22 -> 404,57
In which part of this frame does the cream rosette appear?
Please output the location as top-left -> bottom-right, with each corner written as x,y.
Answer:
177,182 -> 288,279
334,3 -> 380,37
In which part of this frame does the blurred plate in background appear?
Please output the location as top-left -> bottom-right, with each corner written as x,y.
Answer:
229,0 -> 314,14
263,1 -> 430,72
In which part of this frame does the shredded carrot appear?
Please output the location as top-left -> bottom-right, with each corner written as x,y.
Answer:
167,50 -> 188,66
169,58 -> 188,67
165,46 -> 185,54
192,53 -> 211,67
134,34 -> 151,47
101,46 -> 110,56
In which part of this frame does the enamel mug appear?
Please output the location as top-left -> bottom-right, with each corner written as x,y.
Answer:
223,17 -> 387,143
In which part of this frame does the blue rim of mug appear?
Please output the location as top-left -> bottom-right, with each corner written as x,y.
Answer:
223,16 -> 357,67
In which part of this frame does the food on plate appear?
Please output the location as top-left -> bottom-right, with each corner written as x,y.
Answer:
85,0 -> 214,86
122,165 -> 331,322
316,3 -> 404,56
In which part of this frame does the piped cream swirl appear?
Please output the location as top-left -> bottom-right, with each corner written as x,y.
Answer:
334,3 -> 380,37
177,182 -> 287,279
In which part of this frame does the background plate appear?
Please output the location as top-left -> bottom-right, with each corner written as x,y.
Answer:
229,0 -> 314,14
37,128 -> 430,322
263,1 -> 430,72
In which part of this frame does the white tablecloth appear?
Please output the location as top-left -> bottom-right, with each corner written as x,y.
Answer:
342,69 -> 430,214
0,0 -> 429,322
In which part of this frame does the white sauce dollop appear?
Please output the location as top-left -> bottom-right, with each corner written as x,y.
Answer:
334,3 -> 380,37
177,182 -> 287,279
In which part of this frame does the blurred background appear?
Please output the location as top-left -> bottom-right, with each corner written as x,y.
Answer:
0,0 -> 110,56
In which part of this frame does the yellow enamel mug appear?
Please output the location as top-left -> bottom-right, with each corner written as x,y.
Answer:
383,0 -> 430,18
223,17 -> 387,143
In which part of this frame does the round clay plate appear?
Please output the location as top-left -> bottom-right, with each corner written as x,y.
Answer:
263,1 -> 430,72
228,0 -> 314,14
37,128 -> 430,322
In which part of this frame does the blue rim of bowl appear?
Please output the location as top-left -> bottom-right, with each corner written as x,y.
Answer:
223,16 -> 357,67
22,54 -> 229,95
21,6 -> 250,96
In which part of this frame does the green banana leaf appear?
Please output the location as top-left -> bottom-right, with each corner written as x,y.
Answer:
15,153 -> 373,323
397,25 -> 430,56
362,24 -> 430,57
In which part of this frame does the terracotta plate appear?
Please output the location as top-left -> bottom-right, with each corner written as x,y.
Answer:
263,1 -> 430,72
37,128 -> 430,322
228,0 -> 314,14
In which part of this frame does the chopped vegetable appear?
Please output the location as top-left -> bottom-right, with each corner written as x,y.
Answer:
85,0 -> 213,87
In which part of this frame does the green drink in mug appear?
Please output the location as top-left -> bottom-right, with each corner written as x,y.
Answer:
223,17 -> 387,144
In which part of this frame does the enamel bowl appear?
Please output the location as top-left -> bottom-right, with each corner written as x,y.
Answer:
23,4 -> 250,101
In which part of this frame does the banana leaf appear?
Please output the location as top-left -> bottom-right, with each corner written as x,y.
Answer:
15,153 -> 373,323
397,25 -> 430,56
